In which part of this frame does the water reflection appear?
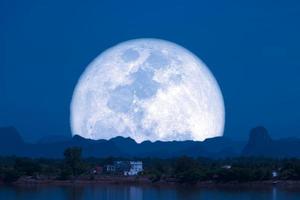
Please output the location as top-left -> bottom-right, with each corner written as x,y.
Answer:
68,185 -> 144,200
63,186 -> 84,200
129,186 -> 143,200
272,187 -> 277,200
1,185 -> 300,200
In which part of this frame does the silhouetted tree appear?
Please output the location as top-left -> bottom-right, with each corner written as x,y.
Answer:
63,147 -> 84,177
174,156 -> 204,183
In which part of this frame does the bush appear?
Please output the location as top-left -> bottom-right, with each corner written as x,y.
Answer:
3,169 -> 21,183
14,158 -> 41,176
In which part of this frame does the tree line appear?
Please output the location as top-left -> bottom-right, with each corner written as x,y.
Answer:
1,147 -> 300,184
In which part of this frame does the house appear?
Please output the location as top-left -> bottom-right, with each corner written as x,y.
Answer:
105,161 -> 143,176
272,170 -> 278,178
124,161 -> 143,176
114,161 -> 131,174
106,164 -> 116,173
105,161 -> 130,174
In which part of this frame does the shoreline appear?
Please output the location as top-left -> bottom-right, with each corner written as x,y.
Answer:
4,176 -> 300,189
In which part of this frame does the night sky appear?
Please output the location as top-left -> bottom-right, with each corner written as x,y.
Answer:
1,0 -> 300,141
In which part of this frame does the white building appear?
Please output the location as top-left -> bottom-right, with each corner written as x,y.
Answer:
272,170 -> 278,178
124,161 -> 143,176
106,165 -> 116,172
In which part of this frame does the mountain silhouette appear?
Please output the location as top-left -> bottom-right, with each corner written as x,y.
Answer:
1,126 -> 300,158
242,126 -> 300,157
0,126 -> 245,158
0,126 -> 24,155
242,126 -> 274,156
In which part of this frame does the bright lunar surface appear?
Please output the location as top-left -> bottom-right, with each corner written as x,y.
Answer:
71,39 -> 225,142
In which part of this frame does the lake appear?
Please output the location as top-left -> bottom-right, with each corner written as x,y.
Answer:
1,184 -> 300,200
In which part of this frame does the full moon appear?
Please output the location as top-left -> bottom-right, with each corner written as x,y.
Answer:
71,39 -> 225,142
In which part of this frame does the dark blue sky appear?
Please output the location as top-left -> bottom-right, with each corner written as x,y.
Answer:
1,0 -> 300,141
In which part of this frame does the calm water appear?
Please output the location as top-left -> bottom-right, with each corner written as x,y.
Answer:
1,184 -> 300,200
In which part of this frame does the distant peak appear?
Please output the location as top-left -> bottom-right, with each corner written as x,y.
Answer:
249,126 -> 272,142
242,126 -> 273,156
0,126 -> 24,145
72,134 -> 86,140
71,135 -> 137,143
110,136 -> 136,143
203,136 -> 229,142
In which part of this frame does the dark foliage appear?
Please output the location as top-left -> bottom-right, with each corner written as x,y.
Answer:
1,153 -> 300,184
61,147 -> 85,179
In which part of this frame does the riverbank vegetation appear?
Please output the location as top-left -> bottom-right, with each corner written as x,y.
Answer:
1,147 -> 300,184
